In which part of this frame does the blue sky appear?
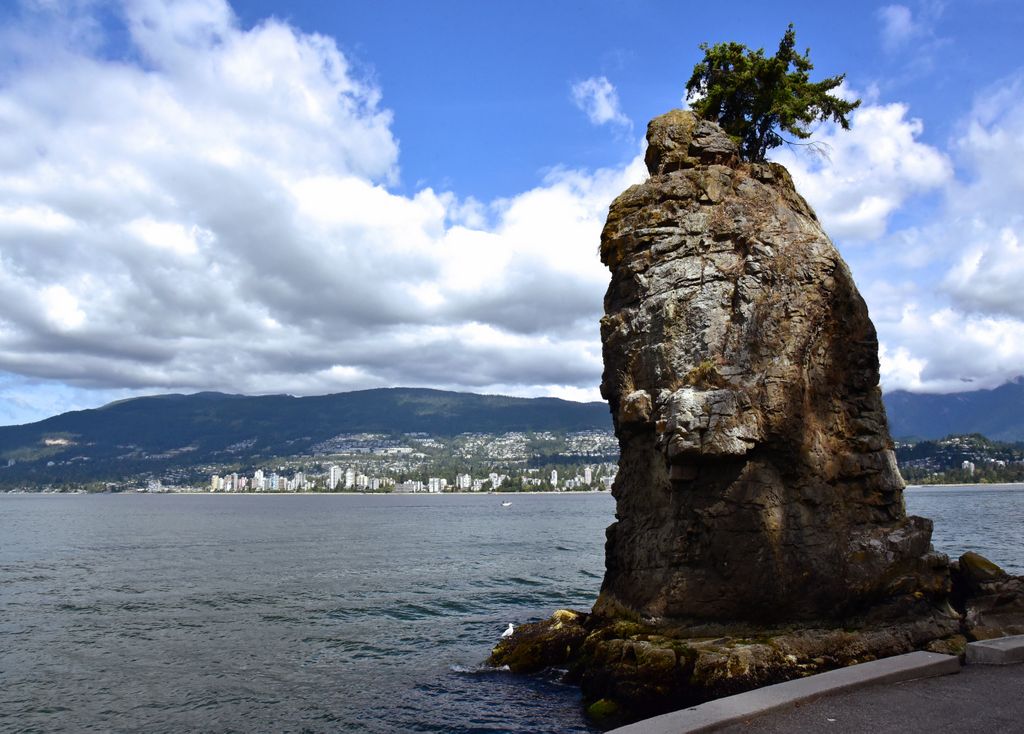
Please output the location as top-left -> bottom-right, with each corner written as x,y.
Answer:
0,0 -> 1023,425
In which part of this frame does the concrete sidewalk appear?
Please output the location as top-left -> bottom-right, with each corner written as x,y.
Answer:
713,660 -> 1023,733
610,636 -> 1024,734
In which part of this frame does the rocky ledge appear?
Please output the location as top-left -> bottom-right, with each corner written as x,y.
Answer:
488,110 -> 1024,727
491,551 -> 1022,727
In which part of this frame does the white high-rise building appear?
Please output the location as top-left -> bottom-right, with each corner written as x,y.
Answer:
428,477 -> 448,493
550,469 -> 558,488
329,465 -> 342,490
584,466 -> 593,485
344,468 -> 355,489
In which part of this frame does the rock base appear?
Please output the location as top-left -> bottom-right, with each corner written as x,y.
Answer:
953,552 -> 1024,639
488,553 -> 1024,727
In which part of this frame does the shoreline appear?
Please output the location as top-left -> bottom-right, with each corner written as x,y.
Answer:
905,481 -> 1024,489
12,483 -> 1024,495
3,489 -> 613,497
177,489 -> 612,496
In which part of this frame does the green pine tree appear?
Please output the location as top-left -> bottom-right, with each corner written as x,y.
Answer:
686,24 -> 860,162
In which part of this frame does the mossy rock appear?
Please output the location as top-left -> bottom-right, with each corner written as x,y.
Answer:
925,635 -> 967,656
586,697 -> 620,722
488,610 -> 589,674
959,552 -> 1006,585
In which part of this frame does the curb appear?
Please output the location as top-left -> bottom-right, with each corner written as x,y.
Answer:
966,634 -> 1024,665
607,651 -> 960,734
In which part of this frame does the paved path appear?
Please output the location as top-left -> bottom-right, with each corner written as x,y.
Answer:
715,662 -> 1023,733
610,637 -> 1024,734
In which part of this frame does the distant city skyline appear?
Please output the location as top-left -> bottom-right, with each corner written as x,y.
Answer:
1,0 -> 1023,425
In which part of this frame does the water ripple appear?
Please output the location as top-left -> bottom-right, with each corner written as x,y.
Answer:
9,489 -> 1016,733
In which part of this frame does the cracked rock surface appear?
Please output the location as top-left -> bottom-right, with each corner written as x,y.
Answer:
597,109 -> 946,624
490,110 -> 1024,726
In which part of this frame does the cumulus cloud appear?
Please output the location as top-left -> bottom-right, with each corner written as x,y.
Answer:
878,305 -> 1024,393
0,0 -> 645,423
770,96 -> 951,240
950,75 -> 1024,218
571,76 -> 632,129
854,74 -> 1024,394
4,0 -> 1021,422
944,227 -> 1024,319
929,73 -> 1024,321
760,76 -> 1024,396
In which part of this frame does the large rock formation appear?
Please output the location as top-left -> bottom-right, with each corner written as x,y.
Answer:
489,110 -> 1024,725
596,109 -> 947,625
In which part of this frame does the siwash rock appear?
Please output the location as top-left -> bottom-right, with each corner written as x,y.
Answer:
489,110 -> 1024,724
596,109 -> 947,625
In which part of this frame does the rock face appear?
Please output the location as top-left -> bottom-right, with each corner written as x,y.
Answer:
953,552 -> 1024,639
489,110 -> 1024,725
596,109 -> 947,625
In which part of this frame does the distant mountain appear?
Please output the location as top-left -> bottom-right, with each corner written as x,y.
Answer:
883,378 -> 1024,442
0,388 -> 612,484
4,379 -> 1023,487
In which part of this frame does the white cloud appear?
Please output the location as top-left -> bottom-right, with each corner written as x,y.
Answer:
951,75 -> 1024,218
770,98 -> 951,240
5,0 -> 1021,423
875,2 -> 948,75
0,0 -> 646,422
878,5 -> 919,50
41,285 -> 86,331
571,76 -> 632,129
878,305 -> 1024,393
925,73 -> 1024,322
752,75 -> 1024,396
944,226 -> 1024,319
859,74 -> 1024,394
878,343 -> 927,392
124,218 -> 206,256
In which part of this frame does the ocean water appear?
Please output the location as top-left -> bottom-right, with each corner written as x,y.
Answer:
1,492 -> 612,734
1,485 -> 1022,733
905,484 -> 1024,575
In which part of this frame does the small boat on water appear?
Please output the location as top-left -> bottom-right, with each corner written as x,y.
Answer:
501,500 -> 512,507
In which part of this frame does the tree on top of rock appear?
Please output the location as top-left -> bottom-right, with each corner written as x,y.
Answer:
685,24 -> 860,162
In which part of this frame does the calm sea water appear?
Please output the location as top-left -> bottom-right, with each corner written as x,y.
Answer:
1,492 -> 611,734
1,485 -> 1021,733
905,484 -> 1024,575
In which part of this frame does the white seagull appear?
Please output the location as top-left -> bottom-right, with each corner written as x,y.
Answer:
501,623 -> 515,638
